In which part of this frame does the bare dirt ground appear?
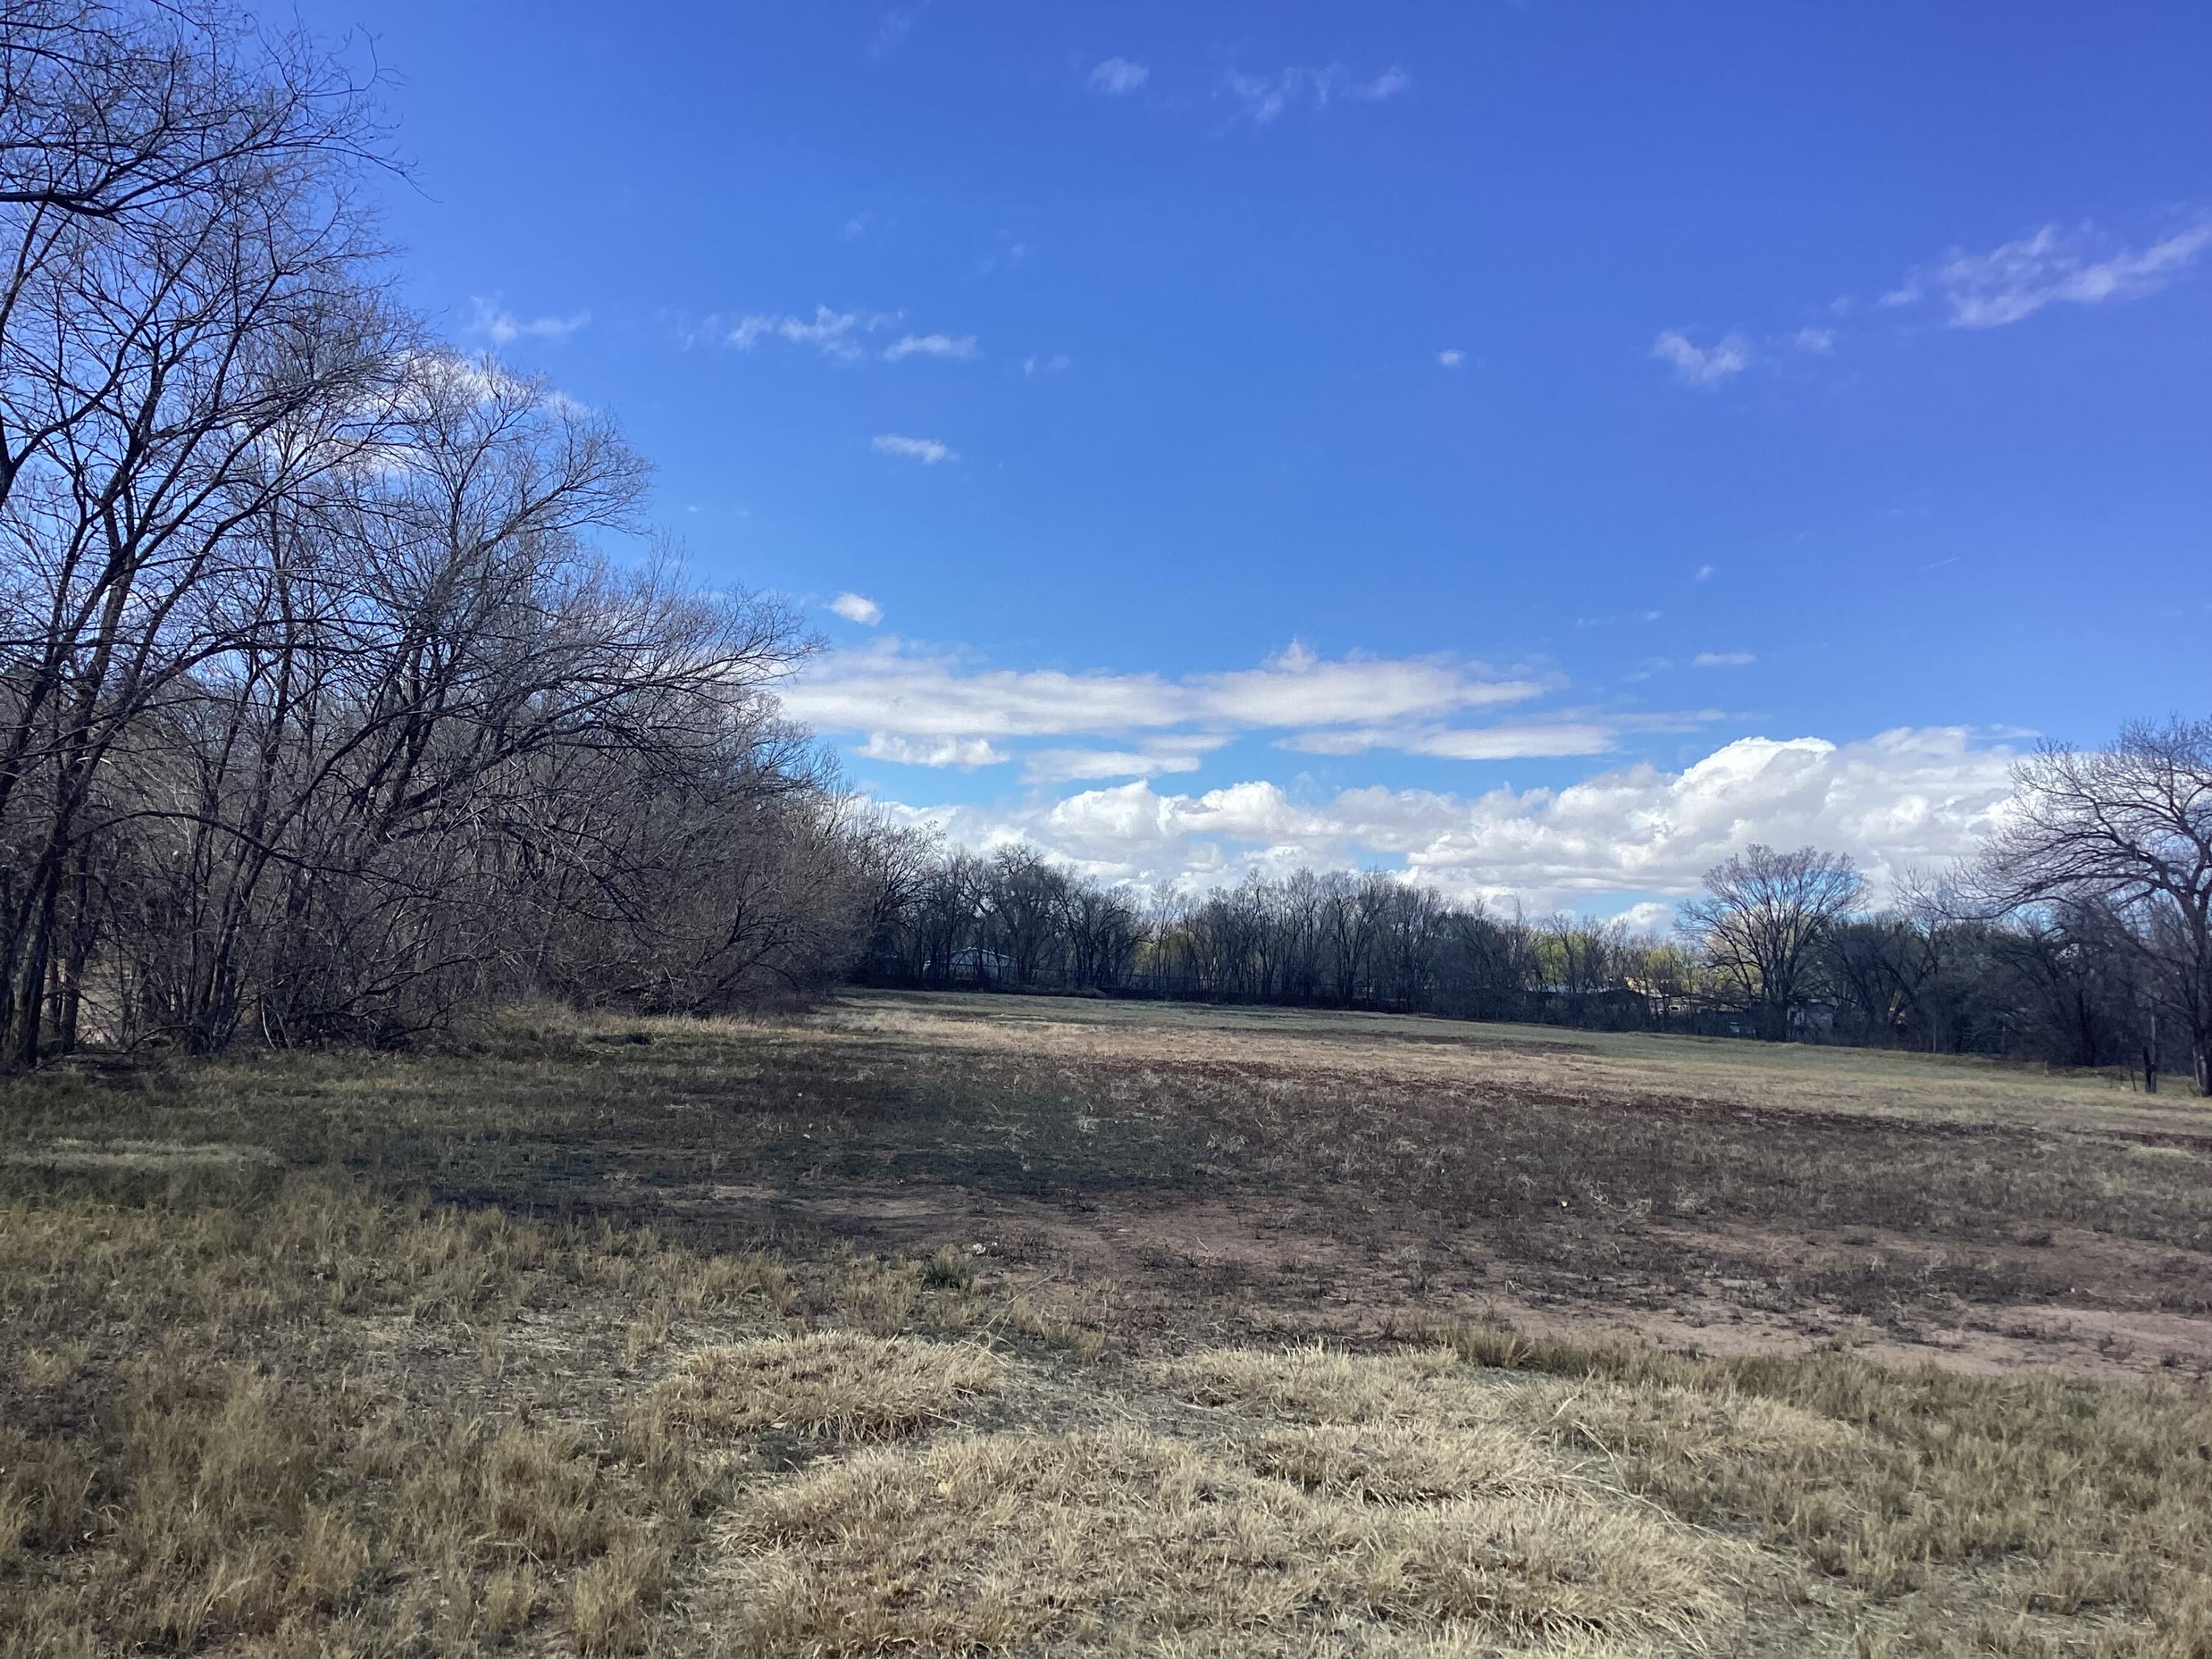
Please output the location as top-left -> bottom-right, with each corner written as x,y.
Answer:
628,992 -> 2212,1384
8,991 -> 2212,1655
18,987 -> 2197,1384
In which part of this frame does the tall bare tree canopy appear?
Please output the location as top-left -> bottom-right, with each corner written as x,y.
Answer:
1975,717 -> 2212,1093
0,1 -> 871,1068
1679,844 -> 1865,1040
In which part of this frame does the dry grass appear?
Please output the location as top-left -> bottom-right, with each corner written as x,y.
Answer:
0,1176 -> 782,1656
1432,1323 -> 2212,1655
723,1426 -> 1745,1657
652,1331 -> 1001,1442
819,992 -> 2212,1138
7,996 -> 2212,1655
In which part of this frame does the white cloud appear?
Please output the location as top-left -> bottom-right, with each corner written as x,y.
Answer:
869,5 -> 921,58
1892,219 -> 2212,329
1792,326 -> 1835,353
1023,737 -> 1225,784
1695,564 -> 1717,581
878,728 -> 2019,910
872,433 -> 956,465
1437,348 -> 1465,367
1691,651 -> 1755,668
829,591 -> 883,626
883,332 -> 978,361
1023,353 -> 1071,375
1283,722 -> 1623,761
725,305 -> 897,360
858,734 -> 1006,769
1223,64 -> 1411,124
779,639 -> 1548,745
1652,329 -> 1750,386
1090,57 -> 1150,94
467,297 -> 590,346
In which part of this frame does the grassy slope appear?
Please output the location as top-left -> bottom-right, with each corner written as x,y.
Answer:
2,995 -> 2210,1655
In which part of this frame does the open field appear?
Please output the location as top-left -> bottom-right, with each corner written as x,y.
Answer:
4,991 -> 2211,1655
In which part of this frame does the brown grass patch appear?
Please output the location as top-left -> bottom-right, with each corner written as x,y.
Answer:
1234,1422 -> 1558,1504
651,1331 -> 1001,1443
722,1426 -> 1745,1657
10,998 -> 2212,1656
1152,1343 -> 1464,1424
1432,1323 -> 2212,1654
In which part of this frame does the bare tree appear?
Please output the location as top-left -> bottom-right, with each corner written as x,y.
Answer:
1680,844 -> 1864,1040
1,1 -> 385,223
1975,719 -> 2212,1093
0,0 -> 403,1065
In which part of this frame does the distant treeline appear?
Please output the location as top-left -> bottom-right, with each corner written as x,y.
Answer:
850,849 -> 2118,1059
857,728 -> 2212,1095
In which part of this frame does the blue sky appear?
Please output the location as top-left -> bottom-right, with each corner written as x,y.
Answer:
303,0 -> 2211,916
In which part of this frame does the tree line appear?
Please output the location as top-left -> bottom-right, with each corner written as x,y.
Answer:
856,718 -> 2212,1093
0,1 -> 878,1064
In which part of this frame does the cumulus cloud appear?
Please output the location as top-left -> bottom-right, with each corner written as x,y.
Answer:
876,728 -> 2019,910
1652,329 -> 1750,386
858,734 -> 1006,769
1089,57 -> 1150,94
872,434 -> 956,464
1223,64 -> 1410,124
1437,348 -> 1465,367
467,297 -> 589,345
883,332 -> 978,361
1886,219 -> 2212,329
1691,650 -> 1755,668
829,591 -> 883,626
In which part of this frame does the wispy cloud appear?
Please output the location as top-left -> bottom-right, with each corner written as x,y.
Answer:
1024,738 -> 1224,784
1792,326 -> 1835,354
869,4 -> 922,58
1284,721 -> 1623,760
1222,64 -> 1410,124
1652,329 -> 1750,387
883,332 -> 978,362
1695,563 -> 1717,581
1437,348 -> 1465,368
872,434 -> 956,465
467,297 -> 590,346
782,639 -> 1545,745
1692,650 -> 1756,668
829,591 -> 883,626
859,733 -> 1005,769
1089,57 -> 1150,95
723,305 -> 896,360
1885,219 -> 2212,329
1023,353 -> 1071,375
